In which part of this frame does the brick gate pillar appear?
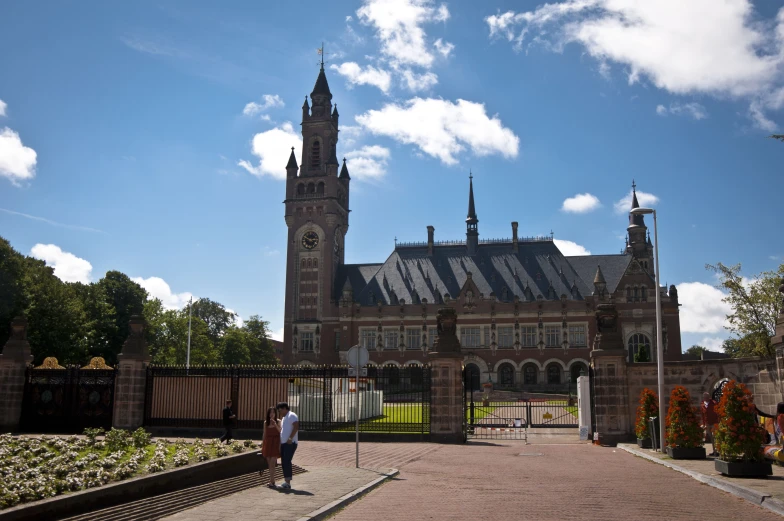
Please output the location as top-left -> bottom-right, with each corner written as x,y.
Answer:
0,316 -> 34,432
429,308 -> 465,444
113,316 -> 151,430
590,303 -> 631,445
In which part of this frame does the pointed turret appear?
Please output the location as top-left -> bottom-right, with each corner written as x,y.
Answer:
593,265 -> 607,296
629,180 -> 645,227
339,157 -> 351,180
625,180 -> 653,272
326,144 -> 339,175
466,173 -> 479,255
332,104 -> 339,125
302,96 -> 310,121
312,66 -> 332,98
286,147 -> 298,178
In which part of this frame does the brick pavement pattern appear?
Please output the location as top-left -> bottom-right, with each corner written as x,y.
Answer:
331,442 -> 784,521
159,467 -> 385,521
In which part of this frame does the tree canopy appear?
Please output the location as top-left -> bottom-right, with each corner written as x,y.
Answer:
0,236 -> 278,366
707,261 -> 784,358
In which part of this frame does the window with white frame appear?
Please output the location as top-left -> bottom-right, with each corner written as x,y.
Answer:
498,327 -> 513,348
545,325 -> 561,347
360,329 -> 376,350
568,325 -> 587,347
384,330 -> 398,350
428,327 -> 438,348
482,326 -> 491,347
461,327 -> 480,348
522,326 -> 537,347
406,328 -> 421,350
300,332 -> 314,352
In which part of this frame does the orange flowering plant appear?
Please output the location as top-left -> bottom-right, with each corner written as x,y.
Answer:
665,386 -> 703,448
713,380 -> 765,462
635,388 -> 658,439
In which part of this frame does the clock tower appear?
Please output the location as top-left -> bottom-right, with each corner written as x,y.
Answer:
283,61 -> 351,361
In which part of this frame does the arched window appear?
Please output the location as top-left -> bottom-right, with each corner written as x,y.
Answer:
317,182 -> 325,195
408,363 -> 423,387
523,364 -> 538,385
307,258 -> 312,268
300,259 -> 306,270
641,286 -> 647,302
627,333 -> 652,362
570,363 -> 587,383
297,184 -> 305,196
310,140 -> 321,168
498,363 -> 515,387
313,259 -> 318,269
307,183 -> 315,194
547,363 -> 561,384
465,363 -> 481,392
385,364 -> 400,387
633,286 -> 639,300
626,286 -> 632,302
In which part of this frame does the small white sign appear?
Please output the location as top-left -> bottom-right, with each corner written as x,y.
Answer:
348,368 -> 368,377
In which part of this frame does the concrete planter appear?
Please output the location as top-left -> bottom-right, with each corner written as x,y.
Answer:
714,458 -> 772,477
0,450 -> 262,521
637,438 -> 652,449
666,446 -> 706,460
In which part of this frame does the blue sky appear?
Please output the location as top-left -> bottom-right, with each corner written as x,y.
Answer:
1,0 -> 783,350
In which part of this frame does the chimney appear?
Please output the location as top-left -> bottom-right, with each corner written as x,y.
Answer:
427,226 -> 435,255
512,222 -> 519,252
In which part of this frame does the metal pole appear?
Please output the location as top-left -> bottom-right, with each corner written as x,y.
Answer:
653,211 -> 666,452
355,348 -> 360,468
186,297 -> 193,371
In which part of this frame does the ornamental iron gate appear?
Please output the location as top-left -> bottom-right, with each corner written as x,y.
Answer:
144,365 -> 431,437
464,367 -> 578,440
20,357 -> 116,433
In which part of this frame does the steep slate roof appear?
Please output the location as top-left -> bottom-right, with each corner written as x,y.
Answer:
311,67 -> 332,97
335,263 -> 383,300
343,240 -> 633,306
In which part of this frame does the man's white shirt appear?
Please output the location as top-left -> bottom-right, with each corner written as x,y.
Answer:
280,411 -> 299,443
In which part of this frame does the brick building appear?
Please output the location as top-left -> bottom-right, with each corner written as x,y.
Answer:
281,65 -> 682,389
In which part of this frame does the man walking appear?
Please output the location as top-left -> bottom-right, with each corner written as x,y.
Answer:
701,392 -> 718,456
277,402 -> 299,489
220,399 -> 236,444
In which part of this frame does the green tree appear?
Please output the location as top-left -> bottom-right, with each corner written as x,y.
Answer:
96,271 -> 147,361
72,282 -> 118,362
0,238 -> 27,346
685,345 -> 708,358
243,315 -> 278,365
221,327 -> 254,365
634,344 -> 651,363
144,307 -> 218,366
707,262 -> 784,358
191,298 -> 236,345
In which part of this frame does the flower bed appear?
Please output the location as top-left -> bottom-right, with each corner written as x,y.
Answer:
0,428 -> 256,510
635,388 -> 658,441
665,386 -> 704,451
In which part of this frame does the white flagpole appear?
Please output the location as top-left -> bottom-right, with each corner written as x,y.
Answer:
186,297 -> 193,371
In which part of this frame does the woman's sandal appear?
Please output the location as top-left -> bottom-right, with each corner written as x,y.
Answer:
267,483 -> 277,489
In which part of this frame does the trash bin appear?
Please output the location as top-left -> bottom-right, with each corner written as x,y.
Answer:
649,417 -> 661,449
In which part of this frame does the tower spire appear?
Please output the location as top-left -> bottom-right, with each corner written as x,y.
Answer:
466,171 -> 479,255
629,179 -> 644,227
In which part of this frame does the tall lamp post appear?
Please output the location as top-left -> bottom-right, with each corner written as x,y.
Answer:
631,207 -> 665,451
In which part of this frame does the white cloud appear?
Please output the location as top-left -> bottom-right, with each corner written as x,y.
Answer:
655,102 -> 708,120
677,282 -> 731,333
132,276 -> 194,310
0,99 -> 6,117
340,125 -> 363,148
357,0 -> 451,69
271,327 -> 284,342
400,69 -> 439,91
561,193 -> 601,213
345,145 -> 391,179
226,309 -> 244,328
0,127 -> 37,185
330,62 -> 392,93
696,336 -> 726,352
238,122 -> 302,180
613,189 -> 659,214
356,98 -> 519,165
346,15 -> 353,22
749,101 -> 778,131
242,94 -> 284,117
264,246 -> 280,257
30,244 -> 92,284
486,1 -> 784,128
434,38 -> 454,58
554,239 -> 591,256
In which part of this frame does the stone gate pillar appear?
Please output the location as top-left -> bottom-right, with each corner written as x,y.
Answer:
0,316 -> 34,432
772,281 -> 784,397
590,303 -> 631,445
113,316 -> 151,430
429,308 -> 465,444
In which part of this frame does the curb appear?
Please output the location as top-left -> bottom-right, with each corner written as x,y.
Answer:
295,468 -> 399,521
619,445 -> 784,518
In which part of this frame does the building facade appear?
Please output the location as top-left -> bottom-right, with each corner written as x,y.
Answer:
281,66 -> 682,389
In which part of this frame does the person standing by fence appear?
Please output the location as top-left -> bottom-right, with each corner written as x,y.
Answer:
277,402 -> 299,489
220,399 -> 236,444
262,407 -> 281,488
701,392 -> 718,456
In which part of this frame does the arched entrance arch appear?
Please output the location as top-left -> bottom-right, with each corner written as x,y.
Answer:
465,363 -> 481,392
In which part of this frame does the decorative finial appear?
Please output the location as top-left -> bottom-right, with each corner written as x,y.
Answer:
632,179 -> 637,192
291,146 -> 294,152
342,157 -> 346,163
317,42 -> 328,69
550,230 -> 554,239
469,169 -> 472,180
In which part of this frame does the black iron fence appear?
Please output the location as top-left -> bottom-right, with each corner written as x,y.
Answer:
21,364 -> 115,433
144,365 -> 431,436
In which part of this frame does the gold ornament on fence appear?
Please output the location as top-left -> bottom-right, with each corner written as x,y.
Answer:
35,357 -> 64,369
82,357 -> 113,370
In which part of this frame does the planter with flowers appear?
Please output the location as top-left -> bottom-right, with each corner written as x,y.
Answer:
713,380 -> 772,476
664,386 -> 706,459
635,388 -> 659,448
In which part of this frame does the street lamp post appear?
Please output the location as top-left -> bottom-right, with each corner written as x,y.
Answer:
631,207 -> 665,452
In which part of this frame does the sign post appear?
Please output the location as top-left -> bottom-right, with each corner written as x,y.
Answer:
346,344 -> 369,469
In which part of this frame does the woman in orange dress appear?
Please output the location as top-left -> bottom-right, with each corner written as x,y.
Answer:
261,406 -> 282,488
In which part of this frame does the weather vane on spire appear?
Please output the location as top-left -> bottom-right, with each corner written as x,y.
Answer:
317,42 -> 329,69
632,179 -> 637,192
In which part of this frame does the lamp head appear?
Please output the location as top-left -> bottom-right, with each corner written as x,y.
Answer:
630,207 -> 654,216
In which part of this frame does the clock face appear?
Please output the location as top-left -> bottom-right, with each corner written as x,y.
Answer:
302,231 -> 319,250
